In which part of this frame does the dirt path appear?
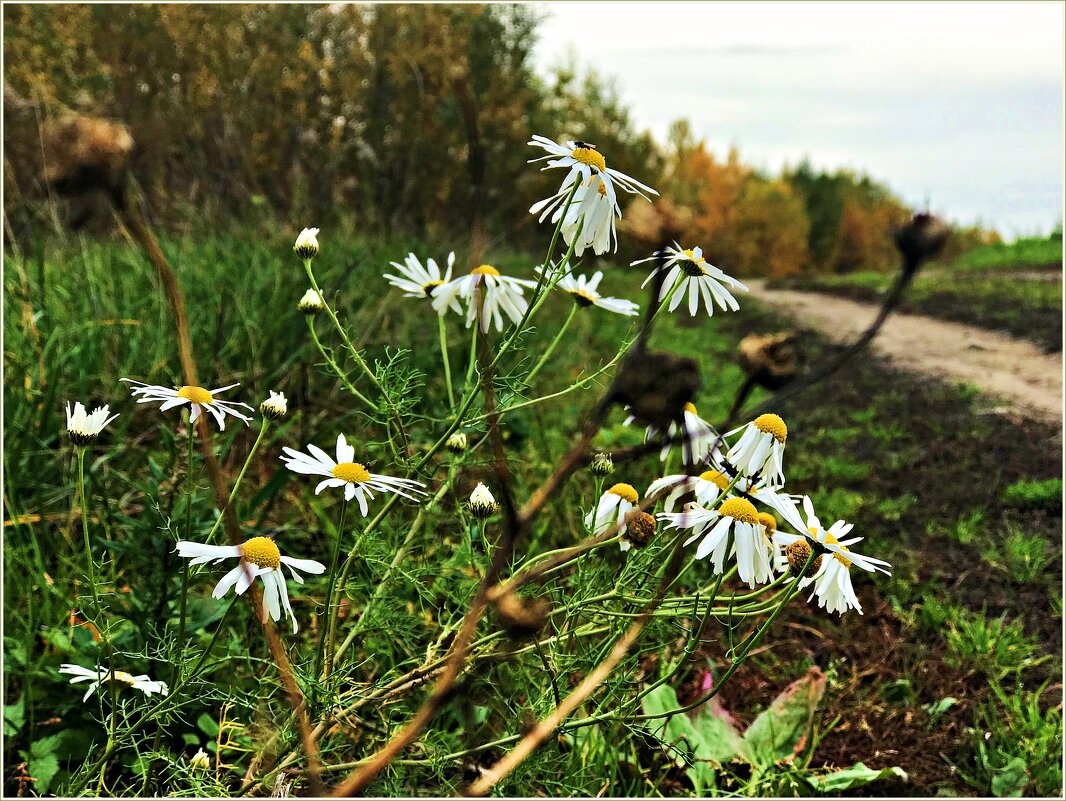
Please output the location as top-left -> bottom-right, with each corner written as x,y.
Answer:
747,281 -> 1063,423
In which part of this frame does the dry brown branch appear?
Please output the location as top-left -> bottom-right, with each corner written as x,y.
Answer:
467,534 -> 688,796
113,184 -> 324,793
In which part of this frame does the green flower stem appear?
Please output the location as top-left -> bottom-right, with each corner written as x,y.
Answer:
303,259 -> 410,451
170,423 -> 197,685
525,303 -> 577,385
306,317 -> 375,411
464,310 -> 479,388
331,479 -> 452,666
634,550 -> 815,721
76,447 -> 115,735
323,521 -> 367,681
302,259 -> 383,395
316,500 -> 349,683
202,418 -> 271,546
437,315 -> 456,409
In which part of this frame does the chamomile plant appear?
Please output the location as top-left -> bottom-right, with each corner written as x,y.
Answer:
43,123 -> 893,799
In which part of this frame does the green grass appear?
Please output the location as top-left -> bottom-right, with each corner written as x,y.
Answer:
944,610 -> 1045,680
967,681 -> 1063,797
774,232 -> 1063,350
953,232 -> 1064,271
4,227 -> 1062,797
1002,477 -> 1063,511
981,527 -> 1056,584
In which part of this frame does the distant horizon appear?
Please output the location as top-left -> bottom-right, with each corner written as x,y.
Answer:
532,1 -> 1065,240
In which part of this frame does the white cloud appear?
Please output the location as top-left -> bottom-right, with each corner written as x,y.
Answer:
533,1 -> 1064,235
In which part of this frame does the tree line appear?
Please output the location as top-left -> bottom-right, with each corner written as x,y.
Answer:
2,3 -> 994,274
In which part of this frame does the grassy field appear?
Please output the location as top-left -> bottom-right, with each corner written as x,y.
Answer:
773,234 -> 1063,352
3,228 -> 1062,797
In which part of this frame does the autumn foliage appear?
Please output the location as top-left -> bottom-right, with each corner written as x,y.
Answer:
3,4 -> 992,273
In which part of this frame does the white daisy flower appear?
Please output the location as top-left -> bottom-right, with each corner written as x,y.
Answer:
430,264 -> 536,333
541,266 -> 639,316
176,536 -> 326,634
58,664 -> 168,703
65,401 -> 119,445
629,402 -> 721,464
468,482 -> 499,519
585,483 -> 640,548
298,288 -> 326,314
532,174 -> 621,256
260,391 -> 287,420
773,496 -> 892,615
294,227 -> 320,259
659,497 -> 775,588
121,379 -> 253,431
726,413 -> 788,487
280,434 -> 428,516
646,468 -> 731,513
635,243 -> 747,317
384,251 -> 456,300
775,496 -> 893,576
527,135 -> 658,206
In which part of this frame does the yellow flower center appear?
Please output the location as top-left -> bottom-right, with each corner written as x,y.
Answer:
421,280 -> 444,296
718,497 -> 759,525
570,288 -> 597,307
241,536 -> 281,569
816,528 -> 852,568
757,512 -> 777,533
607,483 -> 639,504
332,462 -> 371,484
177,385 -> 214,405
470,264 -> 501,277
753,413 -> 788,443
699,470 -> 730,490
597,178 -> 608,197
572,146 -> 606,172
683,402 -> 698,415
110,670 -> 136,686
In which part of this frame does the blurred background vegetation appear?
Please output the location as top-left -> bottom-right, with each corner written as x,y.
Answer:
3,3 -> 997,275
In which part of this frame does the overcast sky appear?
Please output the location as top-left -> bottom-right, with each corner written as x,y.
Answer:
532,2 -> 1064,237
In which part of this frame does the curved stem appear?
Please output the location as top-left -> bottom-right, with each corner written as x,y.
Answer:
306,317 -> 375,411
436,315 -> 456,410
171,422 -> 197,686
202,418 -> 271,546
76,448 -> 116,739
317,500 -> 350,683
303,259 -> 409,451
526,303 -> 577,385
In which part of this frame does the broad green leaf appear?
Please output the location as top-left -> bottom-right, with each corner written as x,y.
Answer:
641,685 -> 699,767
741,667 -> 826,766
27,752 -> 60,795
4,695 -> 25,736
990,757 -> 1030,797
809,762 -> 907,793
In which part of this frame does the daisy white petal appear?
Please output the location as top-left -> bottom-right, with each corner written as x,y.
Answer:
280,439 -> 427,515
177,536 -> 324,634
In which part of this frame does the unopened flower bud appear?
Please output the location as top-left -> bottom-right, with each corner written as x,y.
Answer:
298,288 -> 326,314
260,391 -> 287,420
785,539 -> 823,577
293,227 -> 320,259
469,482 -> 499,519
590,452 -> 614,476
190,747 -> 211,771
446,432 -> 468,453
65,401 -> 118,446
621,509 -> 656,551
